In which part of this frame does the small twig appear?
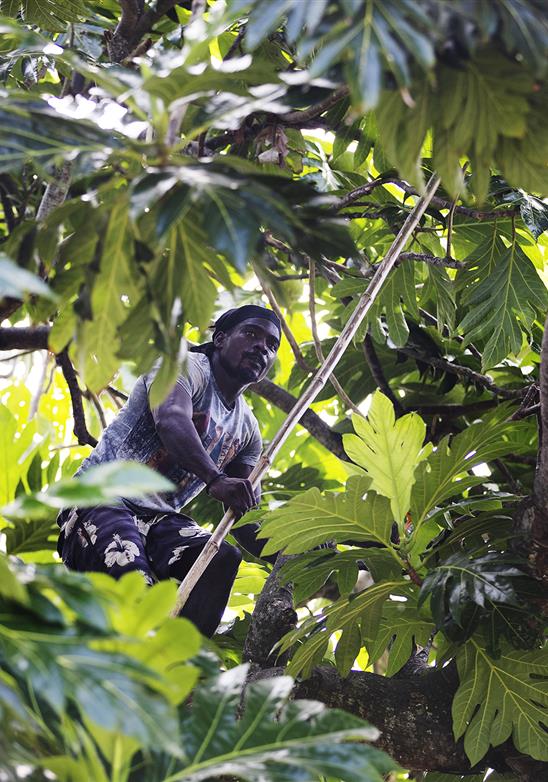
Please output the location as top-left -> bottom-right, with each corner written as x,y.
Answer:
309,258 -> 362,415
260,282 -> 313,374
418,308 -> 483,362
0,349 -> 36,362
263,232 -> 291,254
397,346 -> 527,399
446,197 -> 457,259
84,389 -> 107,429
511,403 -> 540,421
106,385 -> 127,409
362,333 -> 405,416
224,26 -> 246,60
29,352 -> 49,420
55,351 -> 97,447
334,177 -> 520,222
279,86 -> 349,125
397,252 -> 464,270
493,458 -> 522,494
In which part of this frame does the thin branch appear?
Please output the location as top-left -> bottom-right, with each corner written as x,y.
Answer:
309,258 -> 362,415
534,311 -> 548,511
84,388 -> 107,429
446,196 -> 457,259
362,333 -> 405,416
224,26 -> 246,59
418,308 -> 483,363
29,352 -> 49,420
397,252 -> 465,270
279,86 -> 349,125
397,346 -> 527,399
333,177 -> 520,221
55,351 -> 97,447
250,378 -> 347,461
260,283 -> 313,374
411,400 -> 500,416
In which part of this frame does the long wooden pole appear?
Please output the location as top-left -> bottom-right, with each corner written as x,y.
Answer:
171,174 -> 440,617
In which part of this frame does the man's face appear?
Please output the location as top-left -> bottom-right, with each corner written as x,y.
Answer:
214,317 -> 280,384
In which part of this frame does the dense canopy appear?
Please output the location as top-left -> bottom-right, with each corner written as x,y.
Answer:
0,2 -> 547,781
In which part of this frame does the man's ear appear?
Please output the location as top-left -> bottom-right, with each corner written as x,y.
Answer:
213,330 -> 226,349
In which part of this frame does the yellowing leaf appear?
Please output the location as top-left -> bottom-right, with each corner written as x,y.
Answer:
343,391 -> 429,524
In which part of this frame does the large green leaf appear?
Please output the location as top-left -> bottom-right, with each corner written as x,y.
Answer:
366,594 -> 434,676
453,636 -> 548,765
279,579 -> 409,678
241,0 -> 435,108
0,253 -> 55,299
2,460 -> 175,519
0,561 -> 197,757
0,0 -> 88,32
0,95 -> 121,173
410,408 -> 529,528
458,236 -> 547,370
77,195 -> 139,392
418,552 -> 537,654
256,477 -> 401,557
343,391 -> 430,524
174,664 -> 397,781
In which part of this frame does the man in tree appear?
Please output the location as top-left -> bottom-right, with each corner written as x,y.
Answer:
56,305 -> 281,636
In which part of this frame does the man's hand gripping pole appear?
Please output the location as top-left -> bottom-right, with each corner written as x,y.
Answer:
170,174 -> 441,618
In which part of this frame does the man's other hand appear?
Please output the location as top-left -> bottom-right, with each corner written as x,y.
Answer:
208,474 -> 257,517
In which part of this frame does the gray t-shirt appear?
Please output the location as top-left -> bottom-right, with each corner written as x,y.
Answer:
74,352 -> 262,515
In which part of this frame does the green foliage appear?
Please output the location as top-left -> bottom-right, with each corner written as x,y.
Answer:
343,390 -> 430,524
0,0 -> 547,777
419,552 -> 540,655
257,477 -> 398,556
0,252 -> 55,298
453,636 -> 548,765
458,237 -> 547,370
0,558 -> 199,770
3,460 -> 175,518
173,664 -> 397,781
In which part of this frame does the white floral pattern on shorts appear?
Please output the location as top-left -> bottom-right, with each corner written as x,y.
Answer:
104,534 -> 140,567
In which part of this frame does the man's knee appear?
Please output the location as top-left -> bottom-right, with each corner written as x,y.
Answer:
217,541 -> 242,576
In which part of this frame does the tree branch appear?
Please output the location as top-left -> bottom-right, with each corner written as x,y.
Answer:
279,86 -> 349,125
0,326 -> 49,350
362,333 -> 405,416
535,310 -> 548,512
309,258 -> 362,415
397,346 -> 527,400
397,251 -> 465,269
334,177 -> 520,222
55,351 -> 97,447
250,378 -> 347,461
243,555 -> 296,667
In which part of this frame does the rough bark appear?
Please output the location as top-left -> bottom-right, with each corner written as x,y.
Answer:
243,555 -> 296,667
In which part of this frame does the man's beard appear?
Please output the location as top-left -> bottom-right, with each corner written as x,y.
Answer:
218,351 -> 257,383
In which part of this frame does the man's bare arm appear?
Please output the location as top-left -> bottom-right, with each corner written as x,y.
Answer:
150,383 -> 256,516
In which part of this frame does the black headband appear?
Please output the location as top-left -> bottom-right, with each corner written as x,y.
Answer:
212,305 -> 281,339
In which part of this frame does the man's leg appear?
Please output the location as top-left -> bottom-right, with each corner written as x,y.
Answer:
60,506 -> 155,584
146,514 -> 242,637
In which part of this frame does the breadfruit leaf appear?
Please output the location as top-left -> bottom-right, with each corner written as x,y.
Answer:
453,637 -> 548,765
177,663 -> 397,781
343,391 -> 429,525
